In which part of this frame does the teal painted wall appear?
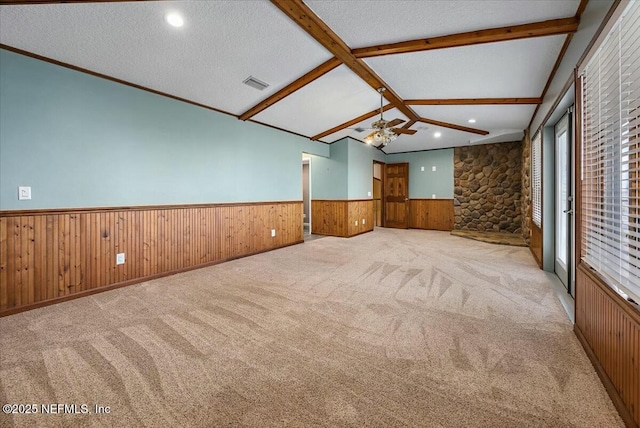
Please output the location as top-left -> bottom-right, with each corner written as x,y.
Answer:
308,139 -> 348,199
347,137 -> 386,199
386,149 -> 454,198
0,49 -> 329,210
307,137 -> 386,200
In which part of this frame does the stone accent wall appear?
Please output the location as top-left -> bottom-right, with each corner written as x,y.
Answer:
453,141 -> 522,233
520,132 -> 531,244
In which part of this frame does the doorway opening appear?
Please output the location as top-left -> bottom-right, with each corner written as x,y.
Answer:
302,157 -> 311,236
373,161 -> 384,227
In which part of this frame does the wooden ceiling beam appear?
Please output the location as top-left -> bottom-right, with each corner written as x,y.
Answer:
528,0 -> 590,129
239,57 -> 341,121
352,17 -> 579,58
311,104 -> 393,141
418,117 -> 489,135
405,98 -> 542,105
270,0 -> 419,121
576,0 -> 589,18
401,119 -> 417,129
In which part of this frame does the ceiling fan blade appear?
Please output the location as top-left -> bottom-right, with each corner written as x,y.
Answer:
392,128 -> 417,135
386,118 -> 405,128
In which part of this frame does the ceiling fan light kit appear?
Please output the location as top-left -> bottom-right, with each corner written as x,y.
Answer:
364,88 -> 406,147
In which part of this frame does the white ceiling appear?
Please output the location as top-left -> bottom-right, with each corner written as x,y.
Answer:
253,65 -> 382,137
364,36 -> 566,99
306,0 -> 580,47
0,0 -> 585,152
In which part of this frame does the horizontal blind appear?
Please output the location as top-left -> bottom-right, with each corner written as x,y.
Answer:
582,0 -> 640,301
532,132 -> 542,227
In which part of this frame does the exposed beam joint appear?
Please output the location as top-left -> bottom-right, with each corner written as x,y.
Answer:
418,117 -> 489,135
311,104 -> 393,141
239,57 -> 341,121
270,0 -> 419,121
405,98 -> 542,105
352,17 -> 579,58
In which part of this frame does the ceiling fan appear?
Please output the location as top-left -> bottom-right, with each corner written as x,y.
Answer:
357,88 -> 417,147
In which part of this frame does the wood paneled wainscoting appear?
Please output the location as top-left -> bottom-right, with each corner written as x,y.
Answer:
311,200 -> 374,237
409,199 -> 454,231
0,201 -> 303,316
575,263 -> 640,428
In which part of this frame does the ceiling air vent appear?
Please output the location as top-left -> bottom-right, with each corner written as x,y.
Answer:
243,76 -> 269,91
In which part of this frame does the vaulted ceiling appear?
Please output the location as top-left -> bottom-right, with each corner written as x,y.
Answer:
0,0 -> 586,153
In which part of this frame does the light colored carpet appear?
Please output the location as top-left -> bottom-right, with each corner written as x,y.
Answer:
0,229 -> 622,428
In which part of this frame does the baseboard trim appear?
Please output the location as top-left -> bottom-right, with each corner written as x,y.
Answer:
0,239 -> 303,318
574,324 -> 638,428
347,228 -> 374,238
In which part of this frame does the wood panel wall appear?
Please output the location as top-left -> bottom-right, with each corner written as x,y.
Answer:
348,200 -> 374,237
311,200 -> 373,237
409,199 -> 454,231
0,202 -> 303,316
575,264 -> 640,428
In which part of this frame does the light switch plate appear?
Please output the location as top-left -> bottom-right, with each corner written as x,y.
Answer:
421,166 -> 424,171
355,221 -> 358,226
271,229 -> 276,237
432,194 -> 436,199
362,219 -> 366,225
18,186 -> 31,200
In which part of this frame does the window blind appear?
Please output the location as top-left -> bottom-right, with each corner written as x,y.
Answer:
581,0 -> 640,301
532,132 -> 542,227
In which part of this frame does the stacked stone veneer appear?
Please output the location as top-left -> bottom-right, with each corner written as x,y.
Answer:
520,132 -> 531,244
453,141 -> 522,233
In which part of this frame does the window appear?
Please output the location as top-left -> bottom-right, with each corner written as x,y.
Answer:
532,132 -> 542,227
581,0 -> 640,301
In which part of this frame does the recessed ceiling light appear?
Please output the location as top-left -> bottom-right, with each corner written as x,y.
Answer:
468,119 -> 476,123
165,12 -> 184,28
434,132 -> 442,138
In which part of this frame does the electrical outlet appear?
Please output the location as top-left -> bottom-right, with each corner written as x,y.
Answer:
355,221 -> 358,226
362,218 -> 366,225
18,186 -> 31,200
432,166 -> 437,172
421,166 -> 424,171
368,191 -> 372,197
116,253 -> 125,265
432,194 -> 436,199
303,213 -> 306,218
271,229 -> 276,237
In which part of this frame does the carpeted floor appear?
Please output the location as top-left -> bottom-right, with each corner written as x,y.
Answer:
0,229 -> 622,427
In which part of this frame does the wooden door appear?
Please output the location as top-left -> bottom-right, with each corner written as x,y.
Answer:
384,163 -> 409,228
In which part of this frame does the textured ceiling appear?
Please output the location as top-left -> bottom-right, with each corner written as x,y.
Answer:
0,0 -> 584,152
364,36 -> 566,99
253,65 -> 382,137
306,0 -> 580,47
